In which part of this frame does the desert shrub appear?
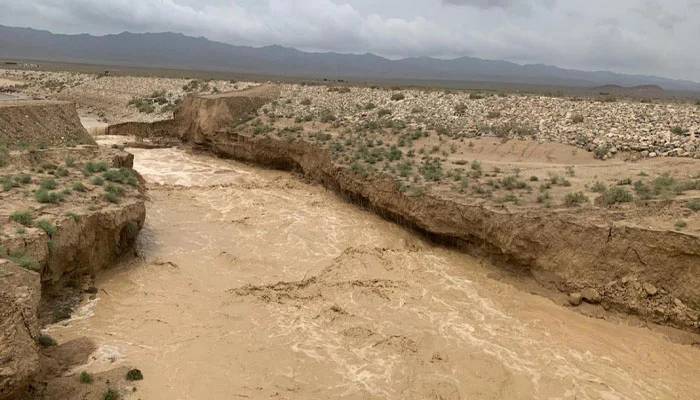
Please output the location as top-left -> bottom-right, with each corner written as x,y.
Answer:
319,110 -> 336,123
103,168 -> 138,186
687,199 -> 700,212
104,192 -> 120,203
36,220 -> 57,238
54,167 -> 69,177
0,144 -> 8,167
454,104 -> 467,115
84,161 -> 108,175
72,182 -> 87,192
35,189 -> 62,204
670,126 -> 687,135
10,211 -> 33,226
601,187 -> 633,206
16,174 -> 31,184
411,106 -> 424,114
128,98 -> 155,114
500,176 -> 528,190
486,111 -> 501,119
103,389 -> 119,400
39,178 -> 58,190
377,109 -> 392,117
79,371 -> 93,384
564,192 -> 589,207
37,334 -> 57,347
591,181 -> 607,193
126,369 -> 144,381
300,98 -> 312,106
419,159 -> 444,182
91,176 -> 105,186
387,146 -> 402,161
469,93 -> 484,100
390,93 -> 405,101
675,220 -> 687,230
363,102 -> 377,110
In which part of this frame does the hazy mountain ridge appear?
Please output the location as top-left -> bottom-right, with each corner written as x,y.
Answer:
1,25 -> 699,92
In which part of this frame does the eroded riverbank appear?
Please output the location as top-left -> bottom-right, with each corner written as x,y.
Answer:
42,138 -> 700,400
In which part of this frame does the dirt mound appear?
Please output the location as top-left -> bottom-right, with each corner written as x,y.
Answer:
0,101 -> 95,149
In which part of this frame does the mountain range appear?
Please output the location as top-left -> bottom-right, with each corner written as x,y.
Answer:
1,25 -> 699,92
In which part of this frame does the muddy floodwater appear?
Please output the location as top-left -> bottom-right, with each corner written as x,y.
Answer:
48,137 -> 700,400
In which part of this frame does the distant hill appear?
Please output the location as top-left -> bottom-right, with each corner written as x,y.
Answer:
1,25 -> 699,92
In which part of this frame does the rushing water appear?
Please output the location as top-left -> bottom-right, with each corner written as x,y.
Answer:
48,137 -> 700,400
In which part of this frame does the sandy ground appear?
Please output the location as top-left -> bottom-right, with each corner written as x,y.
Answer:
44,138 -> 700,400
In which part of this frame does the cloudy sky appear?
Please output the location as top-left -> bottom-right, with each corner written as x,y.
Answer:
3,0 -> 700,81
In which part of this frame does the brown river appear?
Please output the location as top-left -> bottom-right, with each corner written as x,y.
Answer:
47,137 -> 700,400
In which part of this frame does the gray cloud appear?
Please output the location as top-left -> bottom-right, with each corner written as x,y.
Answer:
1,0 -> 699,81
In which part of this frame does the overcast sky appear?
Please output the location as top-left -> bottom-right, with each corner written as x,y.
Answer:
3,0 -> 700,81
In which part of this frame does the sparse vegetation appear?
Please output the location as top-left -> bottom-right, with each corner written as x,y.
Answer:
79,371 -> 93,384
37,334 -> 57,347
564,192 -> 589,207
600,187 -> 633,206
10,211 -> 33,226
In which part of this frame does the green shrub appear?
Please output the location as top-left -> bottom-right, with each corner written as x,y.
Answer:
126,369 -> 143,381
0,144 -> 8,167
390,93 -> 405,101
16,174 -> 32,184
564,192 -> 589,207
39,178 -> 58,190
687,199 -> 700,212
102,168 -> 138,186
601,187 -> 633,206
675,220 -> 687,230
72,182 -> 87,192
79,371 -> 93,384
103,389 -> 120,400
105,192 -> 119,203
37,334 -> 57,347
36,220 -> 57,238
84,161 -> 109,175
55,167 -> 69,177
10,211 -> 33,226
377,109 -> 392,117
35,189 -> 62,204
591,181 -> 607,193
91,176 -> 105,186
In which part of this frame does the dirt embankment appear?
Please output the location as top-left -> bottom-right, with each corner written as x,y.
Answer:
0,101 -> 95,149
0,102 -> 146,399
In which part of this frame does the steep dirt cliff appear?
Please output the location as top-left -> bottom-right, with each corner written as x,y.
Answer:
0,262 -> 40,400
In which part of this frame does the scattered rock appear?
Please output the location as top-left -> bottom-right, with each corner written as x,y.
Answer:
643,283 -> 658,297
581,288 -> 602,304
568,292 -> 583,306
